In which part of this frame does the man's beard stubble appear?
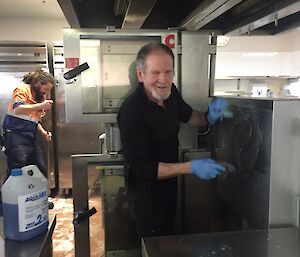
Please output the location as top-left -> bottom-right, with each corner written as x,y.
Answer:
32,85 -> 45,102
151,88 -> 171,102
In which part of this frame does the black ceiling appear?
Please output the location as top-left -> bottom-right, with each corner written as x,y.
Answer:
57,0 -> 300,35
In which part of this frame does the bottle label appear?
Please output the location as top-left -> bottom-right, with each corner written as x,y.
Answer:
18,190 -> 48,232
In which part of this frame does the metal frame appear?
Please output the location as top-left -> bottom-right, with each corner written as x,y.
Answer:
46,42 -> 59,192
72,153 -> 124,257
208,34 -> 217,97
63,28 -> 179,123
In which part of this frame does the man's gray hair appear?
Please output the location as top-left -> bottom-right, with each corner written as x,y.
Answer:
136,42 -> 174,72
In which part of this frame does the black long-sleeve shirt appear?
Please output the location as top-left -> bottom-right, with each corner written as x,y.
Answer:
117,83 -> 192,190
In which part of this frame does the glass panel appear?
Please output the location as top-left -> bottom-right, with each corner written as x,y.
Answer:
79,38 -> 157,114
88,165 -> 104,257
80,40 -> 101,113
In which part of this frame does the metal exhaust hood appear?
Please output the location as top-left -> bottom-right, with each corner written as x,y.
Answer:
57,0 -> 300,35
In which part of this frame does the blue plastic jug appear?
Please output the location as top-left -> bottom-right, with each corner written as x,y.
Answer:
1,165 -> 49,241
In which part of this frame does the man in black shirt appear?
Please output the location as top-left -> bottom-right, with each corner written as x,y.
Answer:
117,42 -> 227,241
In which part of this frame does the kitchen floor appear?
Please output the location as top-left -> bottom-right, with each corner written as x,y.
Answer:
49,191 -> 104,257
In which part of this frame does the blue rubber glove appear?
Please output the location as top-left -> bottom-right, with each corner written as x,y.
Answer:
190,159 -> 226,180
206,98 -> 228,125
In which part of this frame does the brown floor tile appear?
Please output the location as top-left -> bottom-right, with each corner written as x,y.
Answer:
49,195 -> 104,257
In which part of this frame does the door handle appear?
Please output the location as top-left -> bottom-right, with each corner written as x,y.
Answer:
73,207 -> 97,226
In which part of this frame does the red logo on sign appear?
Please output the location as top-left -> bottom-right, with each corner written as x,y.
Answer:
65,58 -> 80,68
165,34 -> 175,48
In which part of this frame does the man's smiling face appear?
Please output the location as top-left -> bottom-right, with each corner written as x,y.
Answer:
137,51 -> 174,104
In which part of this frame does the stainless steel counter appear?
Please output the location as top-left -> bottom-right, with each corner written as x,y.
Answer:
142,227 -> 300,257
0,214 -> 56,257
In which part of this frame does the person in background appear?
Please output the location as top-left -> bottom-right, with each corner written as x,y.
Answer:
117,42 -> 228,242
2,70 -> 54,208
